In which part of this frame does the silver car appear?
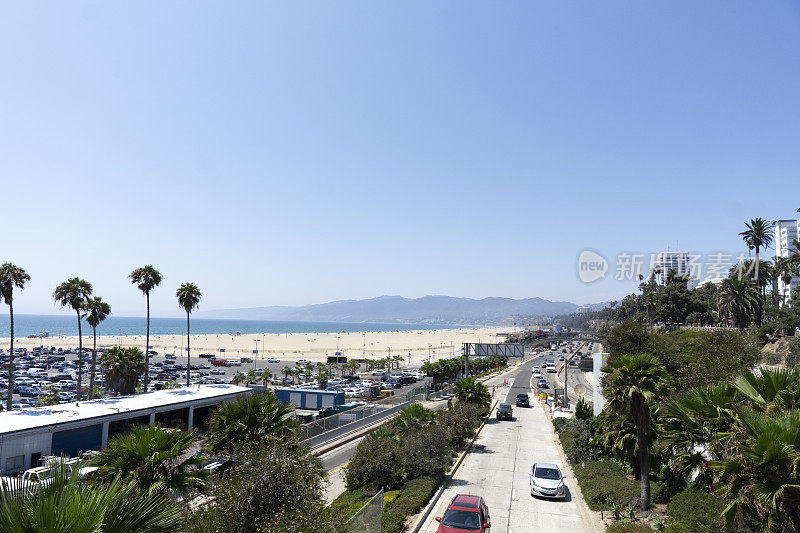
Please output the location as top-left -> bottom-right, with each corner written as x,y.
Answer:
530,463 -> 566,499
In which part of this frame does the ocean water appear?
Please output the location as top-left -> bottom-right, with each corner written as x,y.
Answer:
0,314 -> 456,338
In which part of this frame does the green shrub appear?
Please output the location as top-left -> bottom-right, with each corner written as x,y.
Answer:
557,419 -> 603,464
664,488 -> 724,533
439,403 -> 480,447
328,489 -> 375,518
381,476 -> 440,533
382,512 -> 406,533
606,522 -> 654,533
553,417 -> 569,431
652,465 -> 687,504
344,431 -> 404,491
399,425 -> 451,480
787,337 -> 800,367
572,460 -> 641,510
576,398 -> 593,420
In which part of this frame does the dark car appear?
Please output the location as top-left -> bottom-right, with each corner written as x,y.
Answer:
496,403 -> 513,421
537,378 -> 549,389
515,393 -> 530,408
435,494 -> 491,533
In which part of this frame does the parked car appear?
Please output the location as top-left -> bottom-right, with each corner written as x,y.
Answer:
496,403 -> 513,421
515,393 -> 529,408
529,462 -> 566,499
267,357 -> 280,363
435,494 -> 491,532
240,357 -> 253,364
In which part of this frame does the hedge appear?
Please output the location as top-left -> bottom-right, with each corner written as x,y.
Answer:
664,488 -> 724,533
606,522 -> 654,533
383,476 -> 440,533
571,460 -> 641,510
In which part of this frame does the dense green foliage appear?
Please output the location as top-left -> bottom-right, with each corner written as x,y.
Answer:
187,442 -> 344,533
421,355 -> 507,384
0,464 -> 182,533
100,346 -> 147,395
664,488 -> 724,533
341,402 -> 483,529
453,377 -> 492,408
91,424 -> 208,496
571,460 -> 641,510
207,391 -> 298,452
606,523 -> 654,533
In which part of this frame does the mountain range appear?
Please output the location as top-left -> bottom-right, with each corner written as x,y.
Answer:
199,295 -> 600,326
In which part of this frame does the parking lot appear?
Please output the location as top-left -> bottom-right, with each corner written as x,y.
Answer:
0,345 -> 426,410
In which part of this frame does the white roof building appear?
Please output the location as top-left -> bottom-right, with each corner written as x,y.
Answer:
0,384 -> 250,475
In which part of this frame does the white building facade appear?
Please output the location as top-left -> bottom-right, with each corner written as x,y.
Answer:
775,219 -> 800,304
654,251 -> 699,290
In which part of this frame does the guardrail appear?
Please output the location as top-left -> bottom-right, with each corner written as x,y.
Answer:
300,385 -> 430,446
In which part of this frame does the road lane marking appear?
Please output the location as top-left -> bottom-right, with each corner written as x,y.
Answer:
325,462 -> 348,478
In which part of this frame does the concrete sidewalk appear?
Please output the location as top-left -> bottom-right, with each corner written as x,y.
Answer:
416,364 -> 603,533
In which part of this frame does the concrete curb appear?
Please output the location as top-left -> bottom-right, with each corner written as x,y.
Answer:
408,400 -> 499,533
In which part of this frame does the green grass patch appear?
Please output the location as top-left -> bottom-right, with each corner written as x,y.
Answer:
327,488 -> 375,518
571,460 -> 641,510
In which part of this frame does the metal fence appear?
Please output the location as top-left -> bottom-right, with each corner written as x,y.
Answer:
299,386 -> 429,443
348,488 -> 383,533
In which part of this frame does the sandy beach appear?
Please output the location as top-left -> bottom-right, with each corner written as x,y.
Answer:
4,327 -> 516,365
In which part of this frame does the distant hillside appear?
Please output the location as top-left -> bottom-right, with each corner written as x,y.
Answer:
199,295 -> 580,326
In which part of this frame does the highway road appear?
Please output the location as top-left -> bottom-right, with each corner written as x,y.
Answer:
418,359 -> 602,533
532,341 -> 598,406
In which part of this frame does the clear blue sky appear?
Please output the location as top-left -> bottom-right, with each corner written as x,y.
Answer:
2,2 -> 799,317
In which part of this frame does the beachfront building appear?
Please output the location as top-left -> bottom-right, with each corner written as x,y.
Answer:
775,219 -> 800,305
653,251 -> 699,290
0,384 -> 250,475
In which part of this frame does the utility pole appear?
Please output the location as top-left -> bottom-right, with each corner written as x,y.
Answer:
464,343 -> 469,377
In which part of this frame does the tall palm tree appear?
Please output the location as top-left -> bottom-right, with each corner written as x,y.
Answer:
0,462 -> 182,532
0,263 -> 30,412
130,266 -> 163,393
53,278 -> 93,401
91,424 -> 208,497
739,217 -> 775,287
718,275 -> 760,328
207,391 -> 297,452
774,256 -> 794,306
84,296 -> 111,400
603,354 -> 671,511
282,365 -> 294,384
176,282 -> 201,387
260,367 -> 273,387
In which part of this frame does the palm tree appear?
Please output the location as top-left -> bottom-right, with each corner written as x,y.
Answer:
718,275 -> 760,328
0,462 -> 182,532
91,424 -> 208,497
739,218 -> 775,286
100,346 -> 147,395
84,296 -> 111,400
176,282 -> 201,387
774,256 -> 794,306
453,377 -> 491,408
0,263 -> 30,412
130,266 -> 163,393
261,367 -> 273,387
711,410 -> 800,531
603,354 -> 671,511
53,278 -> 93,401
207,391 -> 297,452
282,365 -> 294,384
393,403 -> 437,433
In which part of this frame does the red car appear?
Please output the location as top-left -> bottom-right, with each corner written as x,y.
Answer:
435,494 -> 491,532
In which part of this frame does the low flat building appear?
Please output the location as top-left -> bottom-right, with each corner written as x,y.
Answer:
0,384 -> 250,474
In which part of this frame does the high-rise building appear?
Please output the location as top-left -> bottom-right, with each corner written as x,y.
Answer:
653,251 -> 698,289
775,219 -> 799,304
